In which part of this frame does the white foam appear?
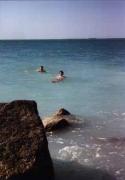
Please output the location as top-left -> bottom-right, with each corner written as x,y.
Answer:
57,145 -> 95,166
56,138 -> 64,144
58,145 -> 83,161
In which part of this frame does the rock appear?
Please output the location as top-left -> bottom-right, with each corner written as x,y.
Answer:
0,103 -> 6,111
44,118 -> 70,132
55,108 -> 71,116
43,108 -> 80,132
0,100 -> 54,180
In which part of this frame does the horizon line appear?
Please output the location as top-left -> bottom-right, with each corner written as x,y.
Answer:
1,38 -> 125,41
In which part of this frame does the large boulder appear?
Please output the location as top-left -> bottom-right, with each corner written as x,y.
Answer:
0,100 -> 54,180
43,108 -> 80,132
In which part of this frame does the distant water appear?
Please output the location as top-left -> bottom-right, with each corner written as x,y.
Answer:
1,39 -> 125,179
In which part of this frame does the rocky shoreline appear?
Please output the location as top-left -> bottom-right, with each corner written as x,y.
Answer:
0,100 -> 54,180
0,100 -> 117,180
0,99 -> 81,180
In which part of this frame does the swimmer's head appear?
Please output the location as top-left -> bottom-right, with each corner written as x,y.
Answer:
59,70 -> 64,76
40,66 -> 44,70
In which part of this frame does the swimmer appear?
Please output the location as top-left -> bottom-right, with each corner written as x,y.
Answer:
37,66 -> 46,73
52,70 -> 65,83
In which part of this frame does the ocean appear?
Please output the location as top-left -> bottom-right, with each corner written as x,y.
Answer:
0,39 -> 125,179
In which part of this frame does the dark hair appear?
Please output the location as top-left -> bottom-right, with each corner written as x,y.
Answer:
59,70 -> 64,76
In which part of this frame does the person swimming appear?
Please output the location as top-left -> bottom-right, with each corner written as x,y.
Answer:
52,70 -> 65,83
37,66 -> 46,73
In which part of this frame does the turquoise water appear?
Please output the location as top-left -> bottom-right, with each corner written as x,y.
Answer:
0,40 -> 125,118
1,39 -> 125,179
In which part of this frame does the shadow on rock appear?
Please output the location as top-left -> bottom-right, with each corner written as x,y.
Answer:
0,100 -> 54,180
53,159 -> 116,180
43,108 -> 85,132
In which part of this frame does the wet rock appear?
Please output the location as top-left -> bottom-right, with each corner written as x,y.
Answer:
43,108 -> 80,132
44,118 -> 70,132
0,100 -> 54,180
55,108 -> 71,116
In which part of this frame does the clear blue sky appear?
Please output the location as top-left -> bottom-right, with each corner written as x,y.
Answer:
0,0 -> 125,39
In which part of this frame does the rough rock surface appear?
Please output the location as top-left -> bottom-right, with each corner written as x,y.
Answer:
43,118 -> 70,132
56,108 -> 71,116
0,100 -> 54,180
43,108 -> 80,132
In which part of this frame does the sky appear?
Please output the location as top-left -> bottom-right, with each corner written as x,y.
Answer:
0,0 -> 125,39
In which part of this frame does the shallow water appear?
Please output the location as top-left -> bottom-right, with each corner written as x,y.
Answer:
48,115 -> 125,180
0,39 -> 125,179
